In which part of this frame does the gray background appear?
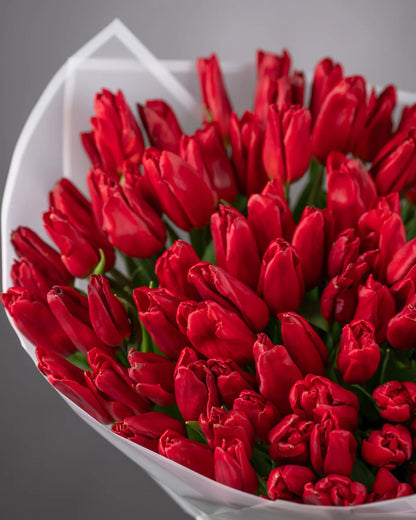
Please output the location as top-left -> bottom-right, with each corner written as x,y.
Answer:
1,1 -> 416,518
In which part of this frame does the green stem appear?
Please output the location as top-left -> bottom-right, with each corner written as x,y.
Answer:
165,220 -> 180,245
283,184 -> 290,206
380,348 -> 391,384
351,384 -> 374,402
108,267 -> 132,287
307,160 -> 324,207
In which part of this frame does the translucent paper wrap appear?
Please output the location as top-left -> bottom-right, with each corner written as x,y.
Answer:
3,19 -> 416,519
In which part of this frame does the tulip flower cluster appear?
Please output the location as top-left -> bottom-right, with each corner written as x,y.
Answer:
5,48 -> 416,510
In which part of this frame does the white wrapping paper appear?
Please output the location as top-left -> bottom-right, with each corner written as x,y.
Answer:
3,19 -> 416,519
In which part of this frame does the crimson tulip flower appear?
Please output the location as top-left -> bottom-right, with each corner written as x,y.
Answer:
138,99 -> 182,153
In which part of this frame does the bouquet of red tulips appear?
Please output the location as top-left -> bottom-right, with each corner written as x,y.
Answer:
4,43 -> 416,511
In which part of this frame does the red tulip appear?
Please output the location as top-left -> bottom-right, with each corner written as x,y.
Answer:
362,423 -> 412,469
137,99 -> 182,153
310,57 -> 343,125
311,76 -> 367,162
262,104 -> 312,184
387,293 -> 416,350
267,465 -> 316,502
269,414 -> 314,465
303,475 -> 367,506
327,228 -> 360,280
387,236 -> 416,286
373,381 -> 416,423
397,103 -> 416,134
214,439 -> 258,494
367,468 -> 414,502
10,258 -> 58,301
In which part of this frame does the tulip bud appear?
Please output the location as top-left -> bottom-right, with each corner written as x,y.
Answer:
387,236 -> 416,286
310,414 -> 357,476
137,99 -> 182,153
262,104 -> 312,185
367,468 -> 414,502
10,258 -> 57,301
326,152 -> 377,235
253,49 -> 291,122
1,287 -> 75,357
211,204 -> 261,289
159,429 -> 215,480
47,286 -> 110,356
143,148 -> 217,231
188,262 -> 269,331
197,54 -> 232,140
312,75 -> 367,162
387,294 -> 416,350
373,381 -> 416,423
177,300 -> 256,365
269,414 -> 314,465
353,275 -> 396,343
36,347 -> 112,423
233,390 -> 280,444
291,207 -> 333,290
155,240 -> 200,300
303,475 -> 367,506
398,103 -> 416,134
267,465 -> 316,502
81,89 -> 144,176
337,320 -> 380,384
258,239 -> 304,315
371,128 -> 416,195
310,57 -> 343,125
180,123 -> 237,202
253,334 -> 303,415
128,350 -> 176,406
362,424 -> 412,470
327,228 -> 360,280
133,287 -> 190,360
354,85 -> 396,162
247,180 -> 294,258
214,439 -> 258,494
11,226 -> 72,286
278,312 -> 328,377
290,374 -> 359,432
112,412 -> 186,452
229,111 -> 268,196
390,277 -> 415,311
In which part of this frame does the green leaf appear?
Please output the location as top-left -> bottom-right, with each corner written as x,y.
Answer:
350,457 -> 376,491
68,351 -> 90,371
251,442 -> 273,479
116,348 -> 129,368
92,249 -> 107,275
201,240 -> 216,264
185,421 -> 208,443
153,404 -> 183,422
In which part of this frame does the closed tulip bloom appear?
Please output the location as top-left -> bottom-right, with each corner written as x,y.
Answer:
312,75 -> 367,162
10,257 -> 58,301
233,390 -> 281,444
387,236 -> 416,286
112,412 -> 186,452
155,240 -> 200,300
211,204 -> 261,289
397,103 -> 416,134
229,111 -> 268,196
253,49 -> 291,122
138,99 -> 182,153
263,104 -> 312,185
320,261 -> 368,325
81,89 -> 144,176
310,414 -> 357,476
47,286 -> 109,356
214,439 -> 258,494
367,468 -> 414,503
143,148 -> 217,231
197,54 -> 232,140
337,320 -> 380,384
291,207 -> 333,290
303,475 -> 367,506
98,180 -> 166,258
159,429 -> 215,480
188,262 -> 269,331
2,287 -> 75,357
177,300 -> 256,365
278,312 -> 328,377
180,123 -> 237,202
371,128 -> 416,195
258,239 -> 304,315
326,152 -> 377,235
248,179 -> 295,256
267,465 -> 316,503
353,275 -> 396,343
11,226 -> 72,286
354,85 -> 396,162
87,275 -> 131,346
327,228 -> 360,280
373,381 -> 416,423
36,347 -> 112,424
362,424 -> 413,470
269,414 -> 314,465
310,57 -> 343,125
387,294 -> 416,350
133,287 -> 190,360
128,350 -> 176,406
199,407 -> 255,457
253,333 -> 303,415
390,277 -> 415,311
290,374 -> 359,432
